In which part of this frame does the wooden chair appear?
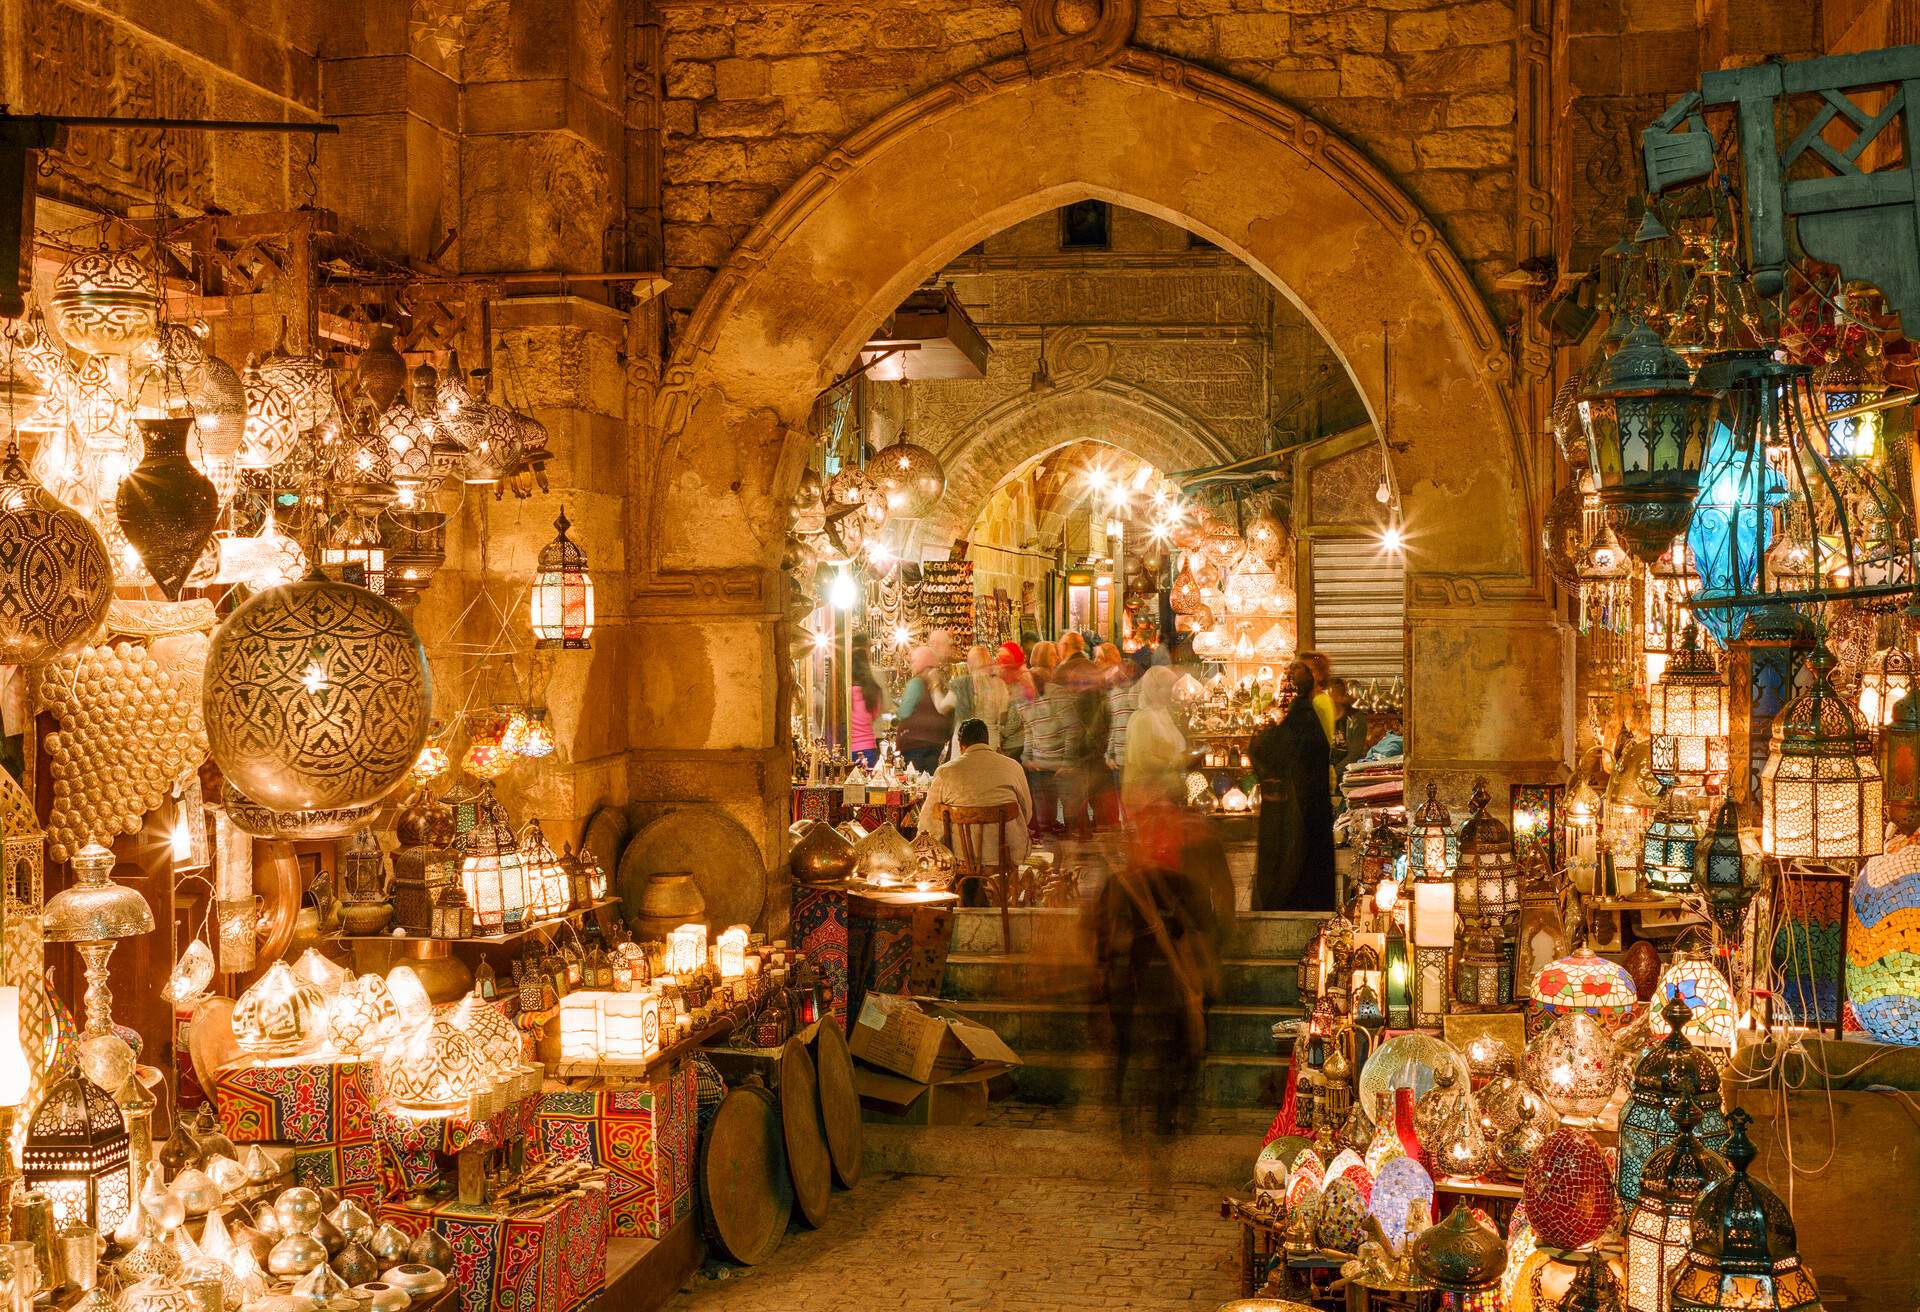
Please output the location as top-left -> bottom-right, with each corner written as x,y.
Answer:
936,800 -> 1023,951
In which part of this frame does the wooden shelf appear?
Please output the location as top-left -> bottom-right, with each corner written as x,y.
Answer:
335,899 -> 623,947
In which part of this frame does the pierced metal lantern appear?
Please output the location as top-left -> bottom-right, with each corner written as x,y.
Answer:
1412,781 -> 1453,878
1619,993 -> 1729,1211
519,819 -> 569,920
1857,642 -> 1913,727
22,1069 -> 131,1232
1699,797 -> 1763,938
1454,778 -> 1520,942
1454,927 -> 1512,1010
1642,796 -> 1701,895
1650,629 -> 1729,786
1878,689 -> 1920,835
1668,1110 -> 1822,1312
457,785 -> 527,932
530,512 -> 593,650
1579,323 -> 1720,562
1760,644 -> 1883,861
871,440 -> 945,519
48,249 -> 160,357
430,878 -> 472,941
1626,1084 -> 1729,1312
0,444 -> 114,666
320,512 -> 387,597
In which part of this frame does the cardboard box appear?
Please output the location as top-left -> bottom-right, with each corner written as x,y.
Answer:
853,1065 -> 995,1127
848,993 -> 1018,1085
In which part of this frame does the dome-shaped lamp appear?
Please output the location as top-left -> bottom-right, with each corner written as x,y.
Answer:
1618,992 -> 1729,1210
48,249 -> 160,357
1625,1070 -> 1730,1312
1668,1110 -> 1823,1311
872,439 -> 944,519
530,512 -> 593,650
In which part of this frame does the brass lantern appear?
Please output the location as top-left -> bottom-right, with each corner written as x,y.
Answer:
22,1069 -> 131,1232
1668,1110 -> 1823,1312
1879,689 -> 1920,835
1411,781 -> 1453,878
1650,628 -> 1729,786
1760,644 -> 1883,861
1454,778 -> 1520,941
530,512 -> 593,650
320,511 -> 388,596
519,819 -> 570,920
430,878 -> 473,941
457,785 -> 528,932
1579,322 -> 1720,562
1857,642 -> 1913,728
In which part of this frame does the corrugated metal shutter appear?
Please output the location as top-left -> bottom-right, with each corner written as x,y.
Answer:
1308,537 -> 1404,679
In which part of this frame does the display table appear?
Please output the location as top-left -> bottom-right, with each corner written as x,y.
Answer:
794,883 -> 957,1029
378,1186 -> 608,1312
534,1061 -> 698,1239
791,785 -> 925,835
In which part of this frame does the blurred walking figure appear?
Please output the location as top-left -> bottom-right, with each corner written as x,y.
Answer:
1250,659 -> 1336,910
894,645 -> 955,774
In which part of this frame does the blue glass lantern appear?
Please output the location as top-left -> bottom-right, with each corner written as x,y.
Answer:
1642,796 -> 1701,895
1686,413 -> 1785,649
1619,993 -> 1729,1210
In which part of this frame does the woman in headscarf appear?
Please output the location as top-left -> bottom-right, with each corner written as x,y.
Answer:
994,642 -> 1033,762
1122,665 -> 1187,813
1249,659 -> 1336,910
893,644 -> 955,774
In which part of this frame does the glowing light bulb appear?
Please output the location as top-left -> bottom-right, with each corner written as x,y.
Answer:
829,570 -> 858,610
302,643 -> 331,695
171,817 -> 195,863
1374,879 -> 1398,913
1381,525 -> 1405,552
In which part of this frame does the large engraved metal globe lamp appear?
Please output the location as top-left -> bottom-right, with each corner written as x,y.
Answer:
872,440 -> 945,519
0,444 -> 113,664
204,574 -> 432,814
48,249 -> 161,357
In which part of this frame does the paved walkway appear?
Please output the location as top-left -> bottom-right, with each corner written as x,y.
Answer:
663,1170 -> 1243,1311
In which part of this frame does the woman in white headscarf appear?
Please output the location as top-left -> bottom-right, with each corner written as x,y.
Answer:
1122,665 -> 1186,813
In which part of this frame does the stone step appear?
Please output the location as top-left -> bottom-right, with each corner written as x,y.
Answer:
947,999 -> 1300,1055
947,906 -> 1325,958
863,1123 -> 1261,1189
941,952 -> 1302,1008
1005,1049 -> 1290,1109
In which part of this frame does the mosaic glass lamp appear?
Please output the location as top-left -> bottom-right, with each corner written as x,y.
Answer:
1522,1126 -> 1616,1252
457,785 -> 528,932
1625,1075 -> 1730,1312
1530,947 -> 1638,1028
1650,628 -> 1729,785
530,512 -> 593,650
1618,993 -> 1729,1211
1525,1011 -> 1620,1120
1846,841 -> 1920,1045
1454,778 -> 1520,941
22,1069 -> 130,1232
1668,1110 -> 1823,1312
1760,644 -> 1883,862
1649,953 -> 1737,1052
1641,795 -> 1701,895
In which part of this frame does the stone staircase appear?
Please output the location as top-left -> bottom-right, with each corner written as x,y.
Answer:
939,905 -> 1326,1108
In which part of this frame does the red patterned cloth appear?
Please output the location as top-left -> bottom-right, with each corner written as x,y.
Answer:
534,1062 -> 696,1239
211,1058 -> 386,1203
378,1187 -> 607,1312
1263,1061 -> 1301,1146
373,1094 -> 542,1194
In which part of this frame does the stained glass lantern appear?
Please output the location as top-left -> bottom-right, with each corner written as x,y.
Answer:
1761,645 -> 1883,862
1699,798 -> 1763,939
1879,689 -> 1920,835
231,960 -> 328,1058
1369,1155 -> 1435,1252
1668,1110 -> 1823,1312
320,512 -> 387,596
1642,796 -> 1701,895
1626,1084 -> 1731,1312
1531,947 -> 1638,1029
530,512 -> 593,650
1650,629 -> 1729,785
1316,1175 -> 1368,1250
1578,323 -> 1719,562
1650,954 -> 1737,1052
22,1069 -> 130,1232
430,878 -> 472,940
1522,1126 -> 1616,1252
1412,781 -> 1453,878
457,786 -> 528,932
1846,841 -> 1920,1045
1814,354 -> 1887,462
1455,778 -> 1521,940
1856,643 -> 1913,728
382,1015 -> 477,1116
1619,993 -> 1730,1210
519,819 -> 570,920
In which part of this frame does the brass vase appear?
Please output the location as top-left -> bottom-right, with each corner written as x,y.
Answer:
633,870 -> 705,940
117,417 -> 219,599
789,820 -> 855,885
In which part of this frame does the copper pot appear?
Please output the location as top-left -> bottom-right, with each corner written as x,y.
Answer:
789,821 -> 855,885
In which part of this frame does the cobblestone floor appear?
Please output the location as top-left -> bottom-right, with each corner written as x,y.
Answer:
664,1169 -> 1244,1310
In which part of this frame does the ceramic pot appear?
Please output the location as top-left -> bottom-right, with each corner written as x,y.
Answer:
633,870 -> 705,940
117,417 -> 219,599
789,821 -> 856,885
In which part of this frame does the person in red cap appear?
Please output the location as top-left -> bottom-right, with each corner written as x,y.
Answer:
994,642 -> 1034,764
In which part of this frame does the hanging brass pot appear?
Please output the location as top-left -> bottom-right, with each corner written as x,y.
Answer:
117,417 -> 220,599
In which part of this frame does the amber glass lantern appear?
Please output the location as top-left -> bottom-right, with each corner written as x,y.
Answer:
457,785 -> 528,932
519,819 -> 570,920
1760,645 -> 1883,861
1879,689 -> 1920,835
1650,628 -> 1729,786
22,1069 -> 130,1232
1454,778 -> 1520,941
1857,642 -> 1913,727
530,511 -> 593,649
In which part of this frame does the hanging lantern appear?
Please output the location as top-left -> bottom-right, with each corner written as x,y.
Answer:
255,322 -> 335,433
1526,1010 -> 1621,1120
1847,841 -> 1920,1045
115,418 -> 220,600
1667,1110 -> 1823,1312
238,362 -> 297,471
204,574 -> 432,815
1579,323 -> 1720,562
1857,642 -> 1913,728
48,249 -> 160,357
1878,689 -> 1920,835
1641,795 -> 1701,895
457,785 -> 528,932
191,350 -> 248,462
519,819 -> 570,920
1168,561 -> 1202,614
1812,355 -> 1887,462
1619,993 -> 1730,1211
1650,629 -> 1729,785
1699,796 -> 1763,940
530,512 -> 593,650
331,405 -> 397,512
1244,512 -> 1288,568
0,444 -> 113,665
461,710 -> 515,781
22,1069 -> 130,1233
1454,778 -> 1520,943
1761,644 -> 1883,861
1625,1081 -> 1731,1312
319,511 -> 387,597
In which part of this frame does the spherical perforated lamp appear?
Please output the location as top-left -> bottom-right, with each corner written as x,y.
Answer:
1761,645 -> 1883,861
872,440 -> 945,518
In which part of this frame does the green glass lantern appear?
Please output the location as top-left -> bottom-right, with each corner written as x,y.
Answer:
1642,795 -> 1701,895
1698,796 -> 1762,940
1618,993 -> 1729,1211
1579,323 -> 1721,562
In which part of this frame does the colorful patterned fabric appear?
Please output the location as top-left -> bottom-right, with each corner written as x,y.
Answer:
790,787 -> 925,836
373,1094 -> 541,1194
377,1187 -> 607,1312
291,1139 -> 385,1203
794,884 -> 850,1029
212,1059 -> 379,1145
534,1062 -> 696,1239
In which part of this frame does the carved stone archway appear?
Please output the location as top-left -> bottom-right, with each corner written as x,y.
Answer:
905,381 -> 1238,555
633,52 -> 1572,881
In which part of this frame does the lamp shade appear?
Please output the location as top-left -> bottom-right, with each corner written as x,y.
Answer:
1530,947 -> 1638,1028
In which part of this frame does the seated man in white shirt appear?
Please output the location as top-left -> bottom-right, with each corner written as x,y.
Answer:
918,717 -> 1033,872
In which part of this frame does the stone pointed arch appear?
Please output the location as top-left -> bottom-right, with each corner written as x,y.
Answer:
906,381 -> 1240,554
633,51 -> 1570,868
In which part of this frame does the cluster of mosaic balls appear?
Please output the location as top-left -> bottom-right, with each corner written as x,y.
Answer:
35,637 -> 208,862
